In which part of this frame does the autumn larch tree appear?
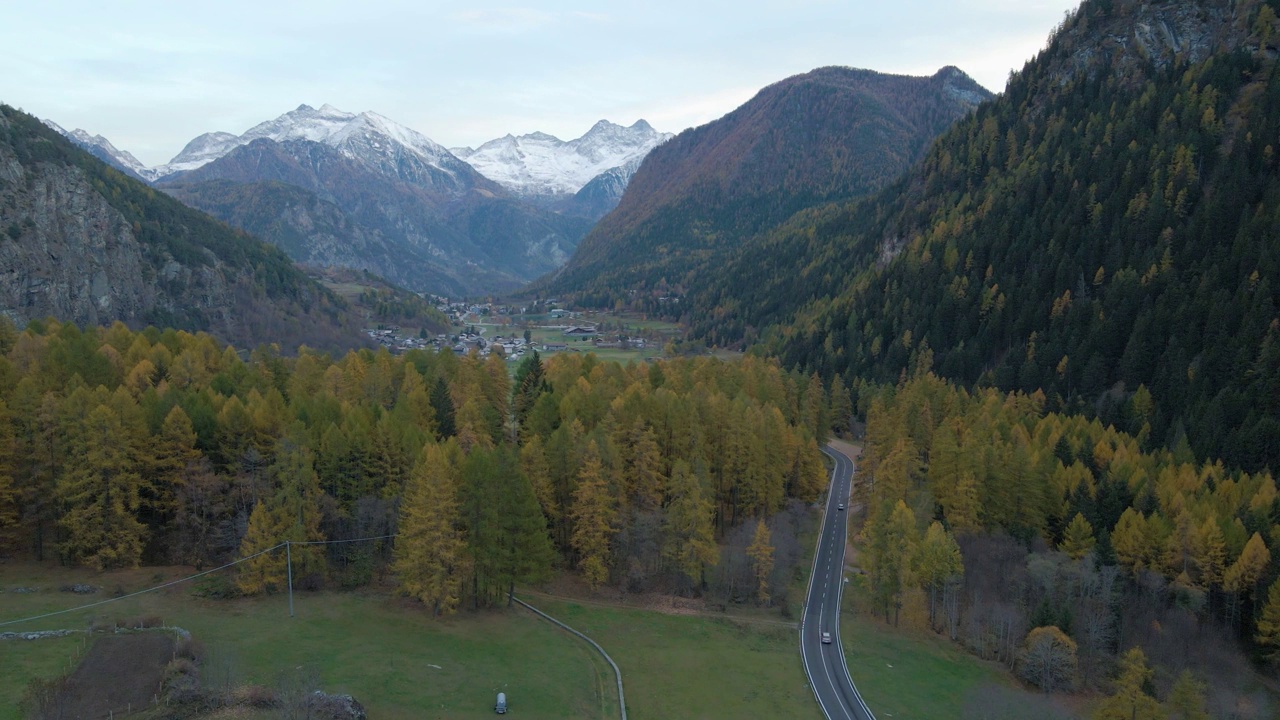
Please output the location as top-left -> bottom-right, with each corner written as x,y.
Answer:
571,442 -> 617,590
1092,647 -> 1162,720
58,404 -> 149,570
746,518 -> 775,606
394,442 -> 464,616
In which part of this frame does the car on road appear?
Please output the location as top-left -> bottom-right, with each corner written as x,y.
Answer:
821,631 -> 832,644
837,503 -> 845,510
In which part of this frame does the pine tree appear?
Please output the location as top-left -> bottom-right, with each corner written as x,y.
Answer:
520,435 -> 558,521
1060,512 -> 1097,560
865,499 -> 919,625
236,440 -> 326,595
1256,577 -> 1280,658
571,442 -> 617,590
394,443 -> 464,616
430,377 -> 456,440
57,404 -> 149,569
1165,670 -> 1210,720
662,460 -> 718,593
237,501 -> 285,594
828,374 -> 853,438
1093,648 -> 1162,720
914,521 -> 963,630
746,518 -> 775,605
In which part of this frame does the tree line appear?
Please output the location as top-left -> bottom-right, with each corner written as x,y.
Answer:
0,318 -> 836,612
856,367 -> 1276,716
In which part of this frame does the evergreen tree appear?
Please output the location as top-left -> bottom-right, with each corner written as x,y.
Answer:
1164,670 -> 1210,720
394,443 -> 464,616
865,499 -> 919,625
237,501 -> 285,594
1059,513 -> 1097,560
430,377 -> 456,440
914,521 -> 963,630
1256,577 -> 1280,658
58,404 -> 149,569
571,442 -> 617,589
1093,648 -> 1161,720
662,459 -> 718,593
746,518 -> 775,605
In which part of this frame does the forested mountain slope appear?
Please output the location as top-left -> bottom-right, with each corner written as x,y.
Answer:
536,66 -> 991,302
0,105 -> 363,352
692,0 -> 1280,472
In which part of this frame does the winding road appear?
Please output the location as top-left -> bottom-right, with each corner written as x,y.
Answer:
801,443 -> 875,720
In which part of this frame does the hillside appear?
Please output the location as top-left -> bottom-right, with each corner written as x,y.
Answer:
690,0 -> 1280,471
536,66 -> 991,301
0,105 -> 364,352
161,135 -> 590,296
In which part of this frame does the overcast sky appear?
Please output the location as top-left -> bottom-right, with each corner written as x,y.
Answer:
2,0 -> 1080,167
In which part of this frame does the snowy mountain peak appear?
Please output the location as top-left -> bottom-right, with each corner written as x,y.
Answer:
452,119 -> 673,197
151,104 -> 459,180
42,118 -> 153,180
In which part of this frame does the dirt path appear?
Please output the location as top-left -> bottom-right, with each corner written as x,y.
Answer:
58,633 -> 174,719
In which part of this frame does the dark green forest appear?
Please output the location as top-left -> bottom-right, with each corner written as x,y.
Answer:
681,0 -> 1280,474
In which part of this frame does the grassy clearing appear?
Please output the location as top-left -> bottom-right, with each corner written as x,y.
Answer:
838,611 -> 1013,718
0,564 -> 610,720
527,597 -> 818,720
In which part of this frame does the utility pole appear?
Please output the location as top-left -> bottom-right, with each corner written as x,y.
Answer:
286,541 -> 295,618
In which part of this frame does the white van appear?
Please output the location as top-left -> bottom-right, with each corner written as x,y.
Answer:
495,692 -> 507,714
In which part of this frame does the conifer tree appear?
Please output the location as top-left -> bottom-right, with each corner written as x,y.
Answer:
430,377 -> 456,440
58,404 -> 148,569
520,435 -> 558,521
746,518 -> 775,605
828,374 -> 853,438
571,442 -> 617,589
394,443 -> 464,616
1165,670 -> 1210,720
1092,648 -> 1161,720
1060,512 -> 1097,560
236,501 -> 285,594
914,521 -> 963,629
1256,576 -> 1280,657
662,460 -> 718,593
236,440 -> 326,594
865,499 -> 919,625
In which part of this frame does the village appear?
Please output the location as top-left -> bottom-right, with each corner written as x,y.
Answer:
362,297 -> 666,365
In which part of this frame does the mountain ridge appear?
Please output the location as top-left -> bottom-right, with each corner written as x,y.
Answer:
1,105 -> 365,352
685,0 -> 1280,472
537,64 -> 993,301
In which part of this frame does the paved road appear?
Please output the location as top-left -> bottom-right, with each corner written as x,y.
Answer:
801,444 -> 874,720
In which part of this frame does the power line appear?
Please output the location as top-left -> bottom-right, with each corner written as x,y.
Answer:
0,533 -> 400,629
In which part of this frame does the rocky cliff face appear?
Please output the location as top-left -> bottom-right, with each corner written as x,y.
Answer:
0,105 -> 364,352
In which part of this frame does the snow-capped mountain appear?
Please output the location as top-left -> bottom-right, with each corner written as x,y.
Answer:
452,119 -> 672,197
153,104 -> 471,184
42,120 -> 153,181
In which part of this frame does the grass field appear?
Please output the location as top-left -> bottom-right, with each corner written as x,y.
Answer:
0,565 -> 613,720
838,612 -> 1015,718
526,597 -> 819,720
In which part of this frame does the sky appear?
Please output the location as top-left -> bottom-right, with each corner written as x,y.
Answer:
2,0 -> 1080,167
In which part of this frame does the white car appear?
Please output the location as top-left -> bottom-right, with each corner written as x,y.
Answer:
821,632 -> 832,644
837,503 -> 845,511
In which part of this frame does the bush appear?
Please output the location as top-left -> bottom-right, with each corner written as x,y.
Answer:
191,574 -> 240,599
175,636 -> 205,662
